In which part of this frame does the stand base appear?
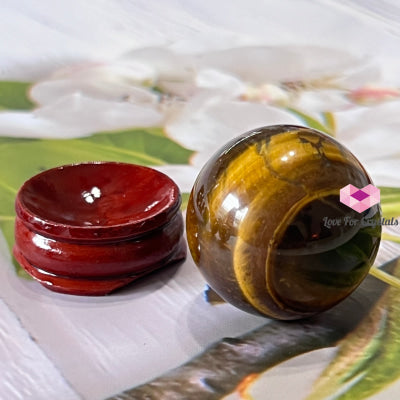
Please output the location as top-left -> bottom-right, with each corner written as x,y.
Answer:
13,239 -> 187,296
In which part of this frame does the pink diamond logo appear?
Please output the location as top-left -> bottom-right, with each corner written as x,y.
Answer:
340,184 -> 380,213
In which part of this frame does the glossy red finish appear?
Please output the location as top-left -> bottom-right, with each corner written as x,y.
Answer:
14,213 -> 184,278
14,162 -> 186,295
13,238 -> 187,296
15,162 -> 181,241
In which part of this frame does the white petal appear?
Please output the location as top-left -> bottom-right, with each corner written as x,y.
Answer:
290,89 -> 353,112
166,94 -> 300,166
0,111 -> 65,138
31,64 -> 159,106
335,101 -> 400,185
242,84 -> 290,106
0,94 -> 163,139
34,93 -> 163,136
332,61 -> 380,90
152,165 -> 200,193
120,47 -> 198,98
122,47 -> 195,82
336,101 -> 400,156
196,69 -> 245,97
367,158 -> 400,187
196,46 -> 372,85
52,61 -> 156,84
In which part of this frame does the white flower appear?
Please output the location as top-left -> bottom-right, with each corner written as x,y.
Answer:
0,44 -> 398,189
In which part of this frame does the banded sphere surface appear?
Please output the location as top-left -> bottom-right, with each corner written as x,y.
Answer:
186,125 -> 381,320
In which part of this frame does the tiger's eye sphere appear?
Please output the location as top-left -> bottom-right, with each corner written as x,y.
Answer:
186,125 -> 381,320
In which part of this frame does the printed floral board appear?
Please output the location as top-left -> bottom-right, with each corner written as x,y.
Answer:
2,2 -> 400,400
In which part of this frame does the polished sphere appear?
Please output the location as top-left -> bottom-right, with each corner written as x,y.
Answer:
186,125 -> 381,320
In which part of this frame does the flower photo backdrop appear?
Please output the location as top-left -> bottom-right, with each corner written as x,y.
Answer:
2,1 -> 400,399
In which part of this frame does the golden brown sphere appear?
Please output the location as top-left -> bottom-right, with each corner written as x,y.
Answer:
186,125 -> 381,320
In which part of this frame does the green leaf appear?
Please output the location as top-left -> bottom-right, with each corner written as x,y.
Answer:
305,303 -> 386,400
0,127 -> 193,277
180,192 -> 190,211
382,233 -> 400,244
0,81 -> 35,110
0,216 -> 30,279
287,108 -> 335,136
322,111 -> 336,134
305,259 -> 400,400
379,186 -> 400,219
